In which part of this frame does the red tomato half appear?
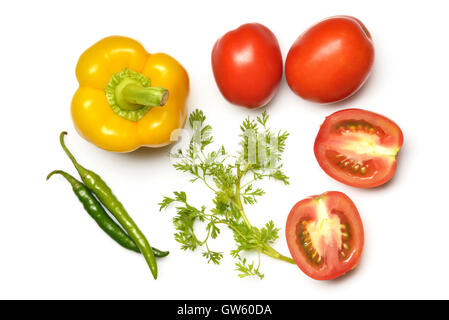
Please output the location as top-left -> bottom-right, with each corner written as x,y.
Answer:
211,23 -> 283,108
286,191 -> 364,280
285,16 -> 374,103
315,109 -> 404,188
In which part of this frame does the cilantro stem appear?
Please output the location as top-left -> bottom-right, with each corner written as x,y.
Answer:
235,164 -> 294,264
240,178 -> 256,190
262,245 -> 295,264
200,176 -> 217,193
235,165 -> 252,228
201,222 -> 212,245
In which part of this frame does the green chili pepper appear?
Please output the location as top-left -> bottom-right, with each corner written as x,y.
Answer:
46,170 -> 169,258
58,132 -> 158,279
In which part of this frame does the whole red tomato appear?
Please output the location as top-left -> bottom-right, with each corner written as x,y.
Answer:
211,23 -> 283,108
285,16 -> 374,104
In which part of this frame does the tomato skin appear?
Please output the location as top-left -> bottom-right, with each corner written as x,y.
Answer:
314,109 -> 404,188
286,191 -> 364,280
211,23 -> 283,108
285,16 -> 374,103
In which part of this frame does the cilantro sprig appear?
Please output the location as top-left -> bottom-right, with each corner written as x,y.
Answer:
159,109 -> 294,279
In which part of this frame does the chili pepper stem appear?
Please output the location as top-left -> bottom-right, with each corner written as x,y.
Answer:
47,169 -> 71,182
59,132 -> 86,176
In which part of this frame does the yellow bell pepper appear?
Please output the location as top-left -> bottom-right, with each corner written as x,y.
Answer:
72,36 -> 189,152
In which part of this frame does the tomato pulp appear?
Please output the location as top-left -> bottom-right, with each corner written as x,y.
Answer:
211,23 -> 283,108
314,109 -> 404,188
285,16 -> 374,103
286,191 -> 364,280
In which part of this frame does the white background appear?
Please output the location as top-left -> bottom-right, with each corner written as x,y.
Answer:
1,0 -> 448,299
